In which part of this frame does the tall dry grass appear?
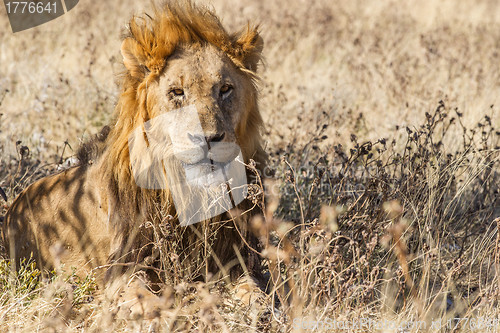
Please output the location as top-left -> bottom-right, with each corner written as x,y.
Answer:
0,0 -> 499,332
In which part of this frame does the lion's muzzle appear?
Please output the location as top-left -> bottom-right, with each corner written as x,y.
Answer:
173,139 -> 240,165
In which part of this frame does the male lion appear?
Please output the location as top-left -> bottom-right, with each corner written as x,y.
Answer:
2,1 -> 267,301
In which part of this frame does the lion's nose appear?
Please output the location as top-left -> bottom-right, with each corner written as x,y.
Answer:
187,132 -> 225,146
206,132 -> 225,144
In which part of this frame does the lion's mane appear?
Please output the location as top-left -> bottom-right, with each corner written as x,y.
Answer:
96,1 -> 267,282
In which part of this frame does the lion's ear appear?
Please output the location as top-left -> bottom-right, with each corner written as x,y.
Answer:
121,38 -> 150,79
232,26 -> 263,72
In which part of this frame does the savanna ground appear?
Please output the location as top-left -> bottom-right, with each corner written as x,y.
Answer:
0,0 -> 499,331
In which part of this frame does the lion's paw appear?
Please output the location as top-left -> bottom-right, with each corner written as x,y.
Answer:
111,277 -> 171,333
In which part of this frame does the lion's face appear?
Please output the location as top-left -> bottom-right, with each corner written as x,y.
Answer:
143,45 -> 249,187
117,10 -> 263,195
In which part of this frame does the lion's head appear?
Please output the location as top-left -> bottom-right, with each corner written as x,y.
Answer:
105,1 -> 266,216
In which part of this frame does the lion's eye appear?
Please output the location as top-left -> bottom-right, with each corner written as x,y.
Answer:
171,88 -> 184,96
220,84 -> 233,98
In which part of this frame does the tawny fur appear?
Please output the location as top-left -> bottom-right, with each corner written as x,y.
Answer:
2,0 -> 267,288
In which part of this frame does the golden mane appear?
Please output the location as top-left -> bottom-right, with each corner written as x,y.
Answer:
104,0 -> 266,214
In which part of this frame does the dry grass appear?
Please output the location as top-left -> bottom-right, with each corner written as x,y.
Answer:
0,0 -> 499,332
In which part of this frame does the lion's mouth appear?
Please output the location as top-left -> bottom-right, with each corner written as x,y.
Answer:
182,159 -> 230,188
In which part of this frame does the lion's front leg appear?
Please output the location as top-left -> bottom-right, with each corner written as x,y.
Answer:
231,275 -> 267,306
115,276 -> 167,320
228,274 -> 274,328
102,273 -> 169,333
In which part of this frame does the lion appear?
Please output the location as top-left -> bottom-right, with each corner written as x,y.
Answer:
2,0 -> 267,307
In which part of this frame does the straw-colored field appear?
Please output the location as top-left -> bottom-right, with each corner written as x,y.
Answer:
0,0 -> 499,331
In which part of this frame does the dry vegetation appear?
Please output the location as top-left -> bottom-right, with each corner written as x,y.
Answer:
0,0 -> 499,332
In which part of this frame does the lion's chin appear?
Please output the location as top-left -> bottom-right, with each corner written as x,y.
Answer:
183,160 -> 229,188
